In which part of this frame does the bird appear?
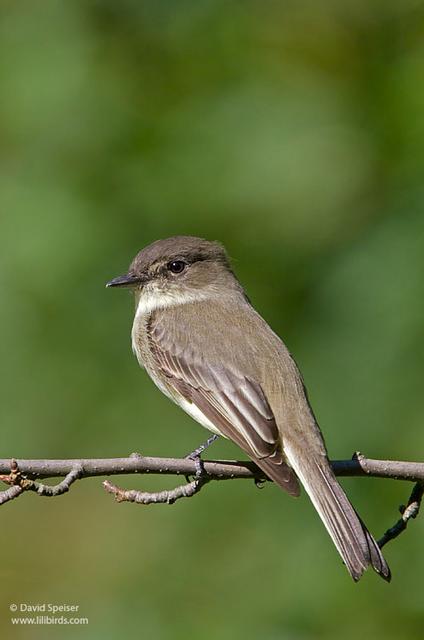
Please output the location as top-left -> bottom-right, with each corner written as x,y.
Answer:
107,235 -> 390,582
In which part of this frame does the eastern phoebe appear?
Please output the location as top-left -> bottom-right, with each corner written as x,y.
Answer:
107,236 -> 390,582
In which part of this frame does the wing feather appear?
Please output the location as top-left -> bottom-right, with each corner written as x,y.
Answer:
147,314 -> 300,497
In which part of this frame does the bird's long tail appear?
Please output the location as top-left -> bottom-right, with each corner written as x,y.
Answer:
284,447 -> 391,582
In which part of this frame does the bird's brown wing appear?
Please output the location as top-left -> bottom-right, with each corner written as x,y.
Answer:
147,312 -> 300,497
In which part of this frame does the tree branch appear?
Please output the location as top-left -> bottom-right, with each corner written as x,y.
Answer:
1,452 -> 423,550
0,452 -> 423,482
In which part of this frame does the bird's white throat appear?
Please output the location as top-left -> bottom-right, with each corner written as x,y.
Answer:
134,286 -> 209,317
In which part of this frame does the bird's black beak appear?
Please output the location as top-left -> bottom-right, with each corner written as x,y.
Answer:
106,273 -> 143,289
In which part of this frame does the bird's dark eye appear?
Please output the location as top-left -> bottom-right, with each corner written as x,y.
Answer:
167,260 -> 186,274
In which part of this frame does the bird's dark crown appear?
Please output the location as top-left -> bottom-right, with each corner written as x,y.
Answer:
129,235 -> 230,274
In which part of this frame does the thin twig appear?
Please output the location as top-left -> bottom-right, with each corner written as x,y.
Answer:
0,484 -> 23,505
378,482 -> 424,548
103,475 -> 209,505
0,459 -> 24,505
0,459 -> 83,501
29,465 -> 84,496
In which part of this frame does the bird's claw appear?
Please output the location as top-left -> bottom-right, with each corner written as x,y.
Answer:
184,434 -> 219,481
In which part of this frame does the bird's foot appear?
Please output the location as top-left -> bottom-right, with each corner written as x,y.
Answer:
185,434 -> 219,479
185,434 -> 219,460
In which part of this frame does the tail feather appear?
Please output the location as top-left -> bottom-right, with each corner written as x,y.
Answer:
363,527 -> 390,579
284,446 -> 391,582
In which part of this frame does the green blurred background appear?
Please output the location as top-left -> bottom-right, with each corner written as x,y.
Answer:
1,1 -> 424,638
